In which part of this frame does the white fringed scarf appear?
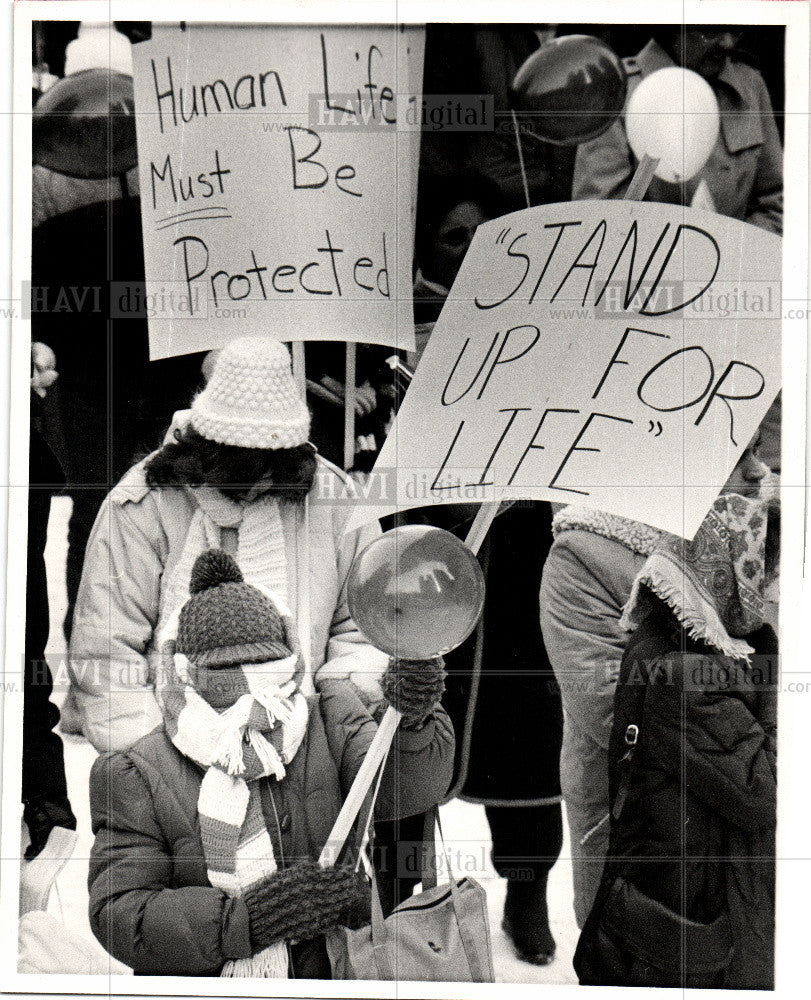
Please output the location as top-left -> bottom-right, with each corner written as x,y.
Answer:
163,489 -> 289,620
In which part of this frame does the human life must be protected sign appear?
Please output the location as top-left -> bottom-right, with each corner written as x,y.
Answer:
350,201 -> 781,538
132,23 -> 423,359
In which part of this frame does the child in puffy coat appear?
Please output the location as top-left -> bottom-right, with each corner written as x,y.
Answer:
88,549 -> 453,979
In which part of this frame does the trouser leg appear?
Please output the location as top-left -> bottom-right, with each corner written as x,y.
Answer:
487,803 -> 563,961
23,487 -> 68,801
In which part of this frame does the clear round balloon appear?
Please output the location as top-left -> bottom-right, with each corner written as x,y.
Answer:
347,525 -> 486,660
510,34 -> 627,146
626,67 -> 720,183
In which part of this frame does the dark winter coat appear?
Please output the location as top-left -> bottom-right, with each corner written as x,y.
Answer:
574,608 -> 777,989
416,502 -> 563,805
88,680 -> 454,978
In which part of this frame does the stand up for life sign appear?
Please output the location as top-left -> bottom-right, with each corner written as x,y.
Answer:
353,201 -> 781,539
132,24 -> 422,359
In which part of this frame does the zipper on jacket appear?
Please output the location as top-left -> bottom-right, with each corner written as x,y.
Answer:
612,723 -> 639,821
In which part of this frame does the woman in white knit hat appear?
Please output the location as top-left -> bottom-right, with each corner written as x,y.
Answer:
68,337 -> 388,754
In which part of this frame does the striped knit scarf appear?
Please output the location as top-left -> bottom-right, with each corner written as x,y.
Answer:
158,598 -> 309,978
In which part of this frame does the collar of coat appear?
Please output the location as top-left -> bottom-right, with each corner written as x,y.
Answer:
633,39 -> 764,155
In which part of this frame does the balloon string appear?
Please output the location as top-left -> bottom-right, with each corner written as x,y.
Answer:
511,109 -> 532,209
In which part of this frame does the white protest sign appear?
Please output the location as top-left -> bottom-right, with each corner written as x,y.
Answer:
132,24 -> 422,359
352,201 -> 781,538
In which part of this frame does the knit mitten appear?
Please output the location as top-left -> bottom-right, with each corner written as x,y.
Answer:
338,871 -> 373,930
381,657 -> 446,729
244,861 -> 370,950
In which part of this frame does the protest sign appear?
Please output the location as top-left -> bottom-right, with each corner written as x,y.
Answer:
351,201 -> 781,538
132,24 -> 422,358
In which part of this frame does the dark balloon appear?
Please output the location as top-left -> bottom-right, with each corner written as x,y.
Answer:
33,69 -> 137,179
510,34 -> 626,146
347,525 -> 485,660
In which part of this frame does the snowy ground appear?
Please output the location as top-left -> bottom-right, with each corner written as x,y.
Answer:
28,496 -> 579,984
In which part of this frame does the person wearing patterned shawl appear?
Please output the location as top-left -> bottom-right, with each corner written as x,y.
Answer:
87,548 -> 453,979
540,430 -> 774,927
573,492 -> 778,989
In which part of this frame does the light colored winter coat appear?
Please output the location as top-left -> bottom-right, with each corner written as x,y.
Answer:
69,449 -> 387,753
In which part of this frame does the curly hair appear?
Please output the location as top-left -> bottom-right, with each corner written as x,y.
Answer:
144,426 -> 317,502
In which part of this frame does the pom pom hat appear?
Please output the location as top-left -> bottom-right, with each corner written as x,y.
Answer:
190,337 -> 310,450
176,549 -> 293,668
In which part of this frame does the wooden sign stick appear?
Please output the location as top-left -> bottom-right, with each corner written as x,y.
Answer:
624,153 -> 659,201
344,342 -> 357,471
319,703 -> 401,865
291,342 -> 306,397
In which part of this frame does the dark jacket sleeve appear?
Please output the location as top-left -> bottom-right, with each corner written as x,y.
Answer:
88,752 -> 253,976
319,679 -> 455,821
643,652 -> 776,833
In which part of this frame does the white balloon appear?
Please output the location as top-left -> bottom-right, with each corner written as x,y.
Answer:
626,67 -> 720,183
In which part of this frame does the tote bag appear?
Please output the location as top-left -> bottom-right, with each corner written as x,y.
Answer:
325,749 -> 494,983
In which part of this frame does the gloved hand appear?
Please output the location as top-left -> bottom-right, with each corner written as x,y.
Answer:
381,657 -> 446,730
244,860 -> 370,950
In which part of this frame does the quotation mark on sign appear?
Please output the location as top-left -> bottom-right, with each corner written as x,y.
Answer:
648,420 -> 663,437
496,227 -> 511,245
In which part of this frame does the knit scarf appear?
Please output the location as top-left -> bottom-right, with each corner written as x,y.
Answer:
619,493 -> 768,660
158,598 -> 309,978
160,488 -> 289,638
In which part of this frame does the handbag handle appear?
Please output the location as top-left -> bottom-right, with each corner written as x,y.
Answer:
431,809 -> 489,983
368,806 -> 489,984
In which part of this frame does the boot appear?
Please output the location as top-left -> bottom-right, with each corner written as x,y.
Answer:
502,875 -> 556,966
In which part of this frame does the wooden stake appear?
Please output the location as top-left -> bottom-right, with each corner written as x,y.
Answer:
344,342 -> 357,471
291,342 -> 306,396
319,704 -> 402,866
624,154 -> 660,201
463,499 -> 501,556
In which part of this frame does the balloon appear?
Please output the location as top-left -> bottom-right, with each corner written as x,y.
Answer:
626,67 -> 720,183
33,69 -> 137,179
347,525 -> 485,660
510,35 -> 626,146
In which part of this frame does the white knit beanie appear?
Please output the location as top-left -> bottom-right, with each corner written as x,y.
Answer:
190,337 -> 310,450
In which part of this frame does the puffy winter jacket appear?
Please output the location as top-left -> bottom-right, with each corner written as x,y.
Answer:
574,608 -> 777,989
88,679 -> 455,977
70,440 -> 388,753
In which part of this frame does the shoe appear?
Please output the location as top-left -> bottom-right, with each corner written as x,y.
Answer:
502,880 -> 556,966
23,798 -> 77,861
